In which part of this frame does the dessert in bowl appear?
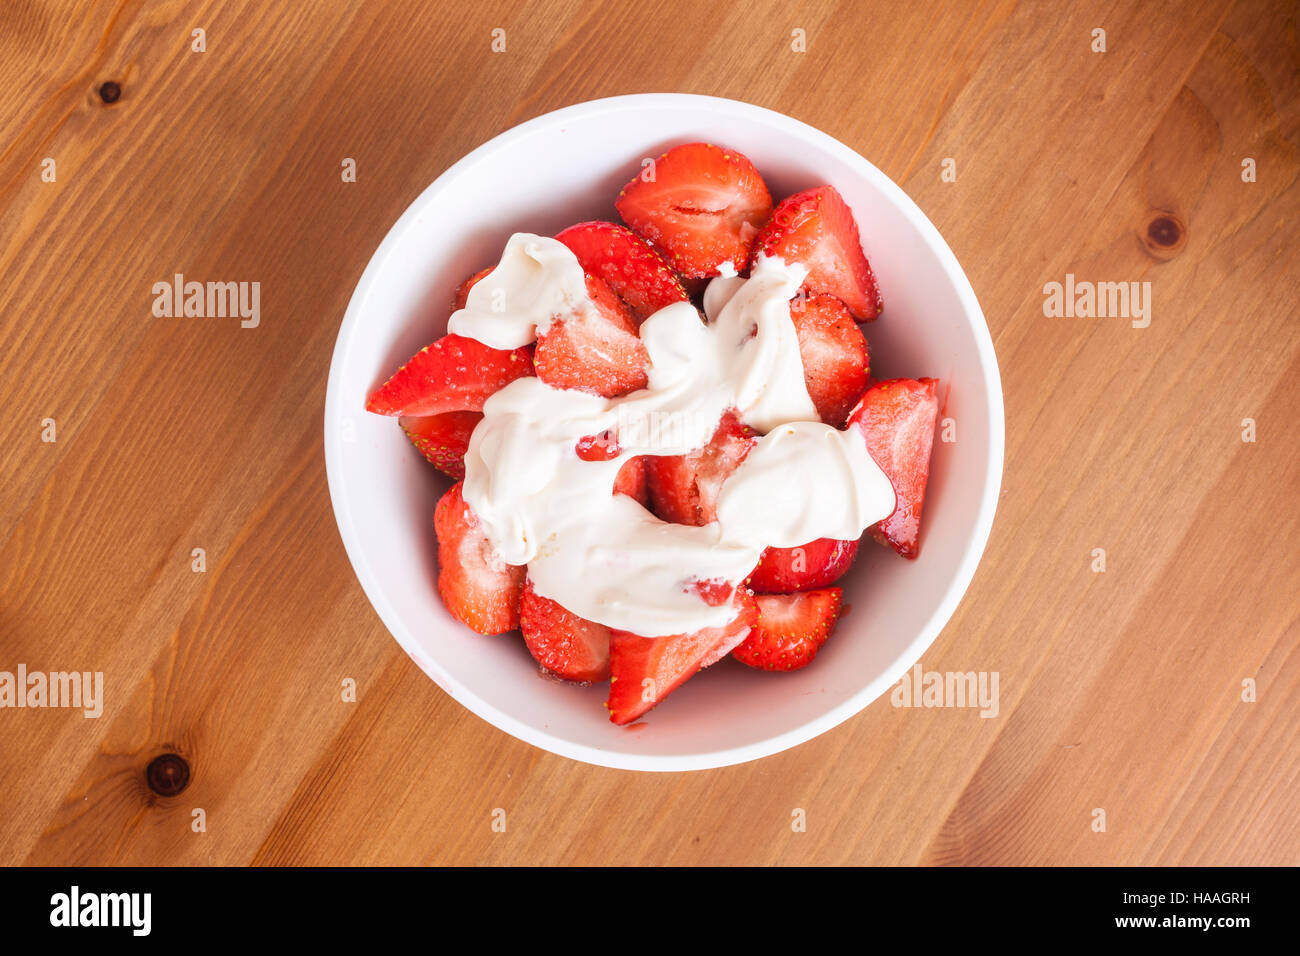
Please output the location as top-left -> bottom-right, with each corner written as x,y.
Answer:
324,94 -> 1003,771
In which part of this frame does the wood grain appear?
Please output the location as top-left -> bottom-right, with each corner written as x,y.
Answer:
0,0 -> 1296,865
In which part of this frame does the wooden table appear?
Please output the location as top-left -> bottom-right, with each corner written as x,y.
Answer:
1,0 -> 1296,866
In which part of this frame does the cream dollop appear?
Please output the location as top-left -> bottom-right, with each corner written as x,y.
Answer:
454,234 -> 895,636
447,233 -> 594,349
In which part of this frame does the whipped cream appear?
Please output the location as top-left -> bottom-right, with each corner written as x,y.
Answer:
455,234 -> 895,636
447,233 -> 596,349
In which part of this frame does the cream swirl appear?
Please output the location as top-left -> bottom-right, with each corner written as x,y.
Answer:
454,234 -> 894,635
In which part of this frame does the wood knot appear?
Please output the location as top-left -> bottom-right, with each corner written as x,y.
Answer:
97,81 -> 121,105
1148,216 -> 1181,246
1140,211 -> 1186,260
146,753 -> 190,796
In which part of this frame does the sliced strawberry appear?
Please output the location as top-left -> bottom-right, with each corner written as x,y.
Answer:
687,577 -> 734,607
732,588 -> 842,671
399,410 -> 482,479
615,143 -> 772,279
575,430 -> 620,461
791,293 -> 870,426
644,454 -> 697,525
612,455 -> 650,507
698,586 -> 758,667
433,482 -> 525,634
452,267 -> 493,311
519,580 -> 610,682
847,378 -> 940,559
555,221 -> 689,322
366,334 -> 534,417
607,590 -> 757,724
747,537 -> 860,593
755,186 -> 882,320
645,412 -> 757,526
534,274 -> 648,397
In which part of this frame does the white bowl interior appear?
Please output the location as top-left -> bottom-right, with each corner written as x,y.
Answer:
325,94 -> 1002,770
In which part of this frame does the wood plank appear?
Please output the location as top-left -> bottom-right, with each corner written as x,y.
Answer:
0,0 -> 1295,866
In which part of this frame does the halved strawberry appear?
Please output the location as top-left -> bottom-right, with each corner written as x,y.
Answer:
555,221 -> 689,322
791,293 -> 870,426
366,334 -> 534,417
519,580 -> 610,682
747,537 -> 860,593
433,482 -> 525,634
607,590 -> 757,724
452,267 -> 493,311
399,410 -> 482,479
754,186 -> 882,320
534,274 -> 648,397
615,143 -> 772,279
847,378 -> 940,559
613,455 -> 650,507
645,412 -> 757,525
732,588 -> 842,671
698,586 -> 757,666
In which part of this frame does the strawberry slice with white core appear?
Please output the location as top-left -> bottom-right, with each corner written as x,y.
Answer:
612,455 -> 650,507
847,378 -> 940,559
791,292 -> 870,427
433,482 -> 525,635
754,186 -> 882,320
555,221 -> 689,322
520,580 -> 611,683
616,143 -> 772,279
366,333 -> 534,417
534,274 -> 649,397
606,589 -> 757,724
732,588 -> 842,671
644,411 -> 757,525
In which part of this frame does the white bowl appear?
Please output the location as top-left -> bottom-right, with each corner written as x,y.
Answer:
324,94 -> 1003,771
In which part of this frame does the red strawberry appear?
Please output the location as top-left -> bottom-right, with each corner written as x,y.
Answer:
645,412 -> 757,525
615,143 -> 772,279
433,482 -> 525,634
754,186 -> 882,320
606,590 -> 757,724
573,431 -> 648,504
534,274 -> 648,397
698,587 -> 757,667
613,455 -> 650,507
847,378 -> 940,559
791,293 -> 870,426
555,221 -> 689,322
399,410 -> 482,479
452,267 -> 493,311
747,537 -> 860,593
366,333 -> 534,417
519,580 -> 611,682
575,430 -> 620,461
688,577 -> 734,607
732,588 -> 842,671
